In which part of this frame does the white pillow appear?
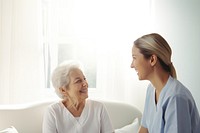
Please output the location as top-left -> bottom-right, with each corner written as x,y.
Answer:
0,126 -> 18,133
115,118 -> 139,133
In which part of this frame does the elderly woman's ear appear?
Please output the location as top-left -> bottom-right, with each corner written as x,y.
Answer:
59,87 -> 68,97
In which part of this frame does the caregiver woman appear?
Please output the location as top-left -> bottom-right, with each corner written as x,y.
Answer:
131,33 -> 200,133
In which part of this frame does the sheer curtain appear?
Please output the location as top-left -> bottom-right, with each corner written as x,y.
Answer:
0,0 -> 44,104
0,0 -> 151,111
46,0 -> 151,111
95,36 -> 149,111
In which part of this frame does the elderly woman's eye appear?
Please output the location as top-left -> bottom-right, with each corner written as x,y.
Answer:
75,79 -> 82,83
75,80 -> 80,83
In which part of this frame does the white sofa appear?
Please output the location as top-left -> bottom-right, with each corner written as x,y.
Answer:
0,99 -> 142,133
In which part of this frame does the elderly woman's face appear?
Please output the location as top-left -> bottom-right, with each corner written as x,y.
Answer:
65,68 -> 88,101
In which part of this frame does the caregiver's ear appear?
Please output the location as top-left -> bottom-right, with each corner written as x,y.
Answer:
150,54 -> 157,66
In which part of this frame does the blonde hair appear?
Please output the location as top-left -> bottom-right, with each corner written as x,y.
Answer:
134,33 -> 177,79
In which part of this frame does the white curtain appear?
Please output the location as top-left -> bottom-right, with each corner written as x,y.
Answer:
95,37 -> 149,111
47,0 -> 151,111
0,0 -> 44,104
0,0 -> 151,111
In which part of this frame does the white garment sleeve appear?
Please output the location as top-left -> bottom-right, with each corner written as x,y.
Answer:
100,104 -> 115,133
42,107 -> 57,133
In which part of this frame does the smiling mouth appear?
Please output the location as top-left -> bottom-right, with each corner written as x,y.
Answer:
80,89 -> 88,93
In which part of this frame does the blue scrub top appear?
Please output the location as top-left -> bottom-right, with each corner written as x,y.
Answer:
141,76 -> 200,133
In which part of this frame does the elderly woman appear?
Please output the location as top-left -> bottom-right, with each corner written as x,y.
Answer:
43,60 -> 114,133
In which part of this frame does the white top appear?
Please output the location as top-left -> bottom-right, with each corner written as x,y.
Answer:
141,76 -> 200,133
43,99 -> 114,133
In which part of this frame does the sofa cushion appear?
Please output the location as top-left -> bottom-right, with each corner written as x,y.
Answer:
115,118 -> 139,133
0,126 -> 18,133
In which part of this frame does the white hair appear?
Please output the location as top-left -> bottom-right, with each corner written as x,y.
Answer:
51,60 -> 84,99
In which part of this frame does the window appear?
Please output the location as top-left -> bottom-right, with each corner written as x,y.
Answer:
57,42 -> 96,88
42,0 -> 97,89
1,0 -> 150,108
41,0 -> 151,108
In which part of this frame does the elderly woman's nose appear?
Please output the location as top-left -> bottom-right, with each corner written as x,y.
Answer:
82,80 -> 88,86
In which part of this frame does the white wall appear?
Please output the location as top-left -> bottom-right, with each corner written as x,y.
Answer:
152,0 -> 200,111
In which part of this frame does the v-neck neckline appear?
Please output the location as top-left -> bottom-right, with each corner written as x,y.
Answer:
60,99 -> 89,125
153,76 -> 173,111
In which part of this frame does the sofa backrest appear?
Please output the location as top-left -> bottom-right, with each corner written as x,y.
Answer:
0,99 -> 142,133
0,100 -> 53,133
102,100 -> 142,129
